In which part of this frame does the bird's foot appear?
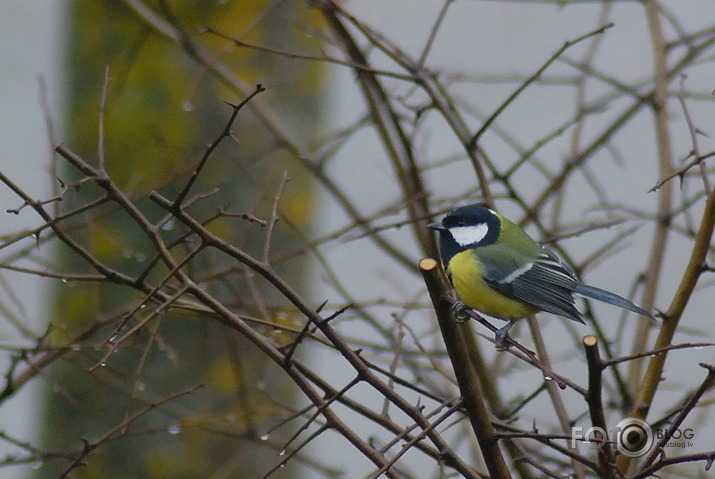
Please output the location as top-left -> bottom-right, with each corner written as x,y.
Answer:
494,319 -> 517,349
450,301 -> 469,323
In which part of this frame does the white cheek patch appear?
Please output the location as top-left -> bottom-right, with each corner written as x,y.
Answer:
449,224 -> 489,246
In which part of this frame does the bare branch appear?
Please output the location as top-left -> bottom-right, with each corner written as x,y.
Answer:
175,84 -> 266,207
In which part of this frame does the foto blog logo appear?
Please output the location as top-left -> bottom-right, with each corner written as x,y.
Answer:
614,418 -> 653,457
571,418 -> 695,458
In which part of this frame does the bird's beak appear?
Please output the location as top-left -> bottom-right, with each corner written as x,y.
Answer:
427,221 -> 445,231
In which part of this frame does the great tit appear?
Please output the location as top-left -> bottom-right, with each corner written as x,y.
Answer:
428,204 -> 655,345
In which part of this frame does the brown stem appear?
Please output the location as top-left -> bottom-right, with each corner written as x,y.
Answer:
582,335 -> 614,479
420,258 -> 512,479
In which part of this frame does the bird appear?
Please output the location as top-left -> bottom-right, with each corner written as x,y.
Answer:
427,204 -> 655,346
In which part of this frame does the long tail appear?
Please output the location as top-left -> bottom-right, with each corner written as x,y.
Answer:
574,283 -> 656,321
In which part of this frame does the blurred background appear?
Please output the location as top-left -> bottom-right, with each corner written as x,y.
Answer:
1,1 -> 714,478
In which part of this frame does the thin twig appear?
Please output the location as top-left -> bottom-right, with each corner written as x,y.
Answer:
59,386 -> 203,478
527,316 -> 586,479
469,23 -> 614,149
417,0 -> 454,67
174,84 -> 265,207
460,308 -> 571,391
374,398 -> 463,478
262,171 -> 289,263
649,150 -> 715,193
201,26 -> 414,81
640,362 -> 715,470
98,65 -> 111,174
677,74 -> 711,192
603,342 -> 715,368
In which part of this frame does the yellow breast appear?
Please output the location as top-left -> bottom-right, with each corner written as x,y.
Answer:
447,250 -> 537,319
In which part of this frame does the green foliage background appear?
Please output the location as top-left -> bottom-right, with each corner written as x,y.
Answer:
40,1 -> 323,477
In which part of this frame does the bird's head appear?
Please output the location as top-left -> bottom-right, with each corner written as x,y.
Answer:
428,204 -> 501,261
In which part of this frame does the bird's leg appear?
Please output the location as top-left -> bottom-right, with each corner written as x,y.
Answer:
494,319 -> 517,348
450,301 -> 469,323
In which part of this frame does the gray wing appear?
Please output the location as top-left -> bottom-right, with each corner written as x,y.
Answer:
484,249 -> 585,324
